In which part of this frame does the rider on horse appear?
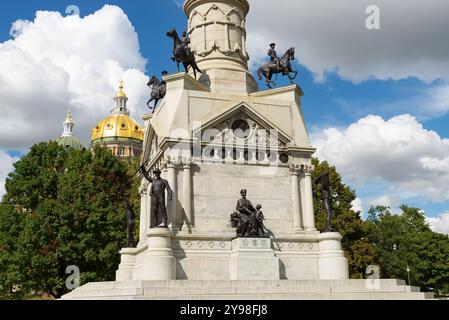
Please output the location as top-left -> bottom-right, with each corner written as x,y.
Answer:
268,43 -> 280,70
181,31 -> 191,56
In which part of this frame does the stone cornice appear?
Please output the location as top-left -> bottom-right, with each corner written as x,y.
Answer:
184,0 -> 250,16
250,84 -> 305,98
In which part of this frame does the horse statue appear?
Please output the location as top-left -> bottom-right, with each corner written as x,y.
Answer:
166,28 -> 203,79
257,47 -> 298,88
146,74 -> 167,113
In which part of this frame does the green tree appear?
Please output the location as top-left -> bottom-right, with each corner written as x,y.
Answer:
367,205 -> 449,296
312,158 -> 375,278
0,142 -> 139,299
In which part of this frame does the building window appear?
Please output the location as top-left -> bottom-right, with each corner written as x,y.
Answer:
119,148 -> 125,156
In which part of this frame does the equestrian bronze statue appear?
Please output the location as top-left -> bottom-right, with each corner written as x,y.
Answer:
257,43 -> 298,88
146,71 -> 168,113
167,28 -> 203,79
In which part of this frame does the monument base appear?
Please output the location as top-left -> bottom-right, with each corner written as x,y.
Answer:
230,238 -> 280,280
61,279 -> 433,300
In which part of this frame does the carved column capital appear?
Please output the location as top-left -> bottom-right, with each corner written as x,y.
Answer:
165,155 -> 182,168
289,164 -> 301,175
182,157 -> 193,169
302,165 -> 314,176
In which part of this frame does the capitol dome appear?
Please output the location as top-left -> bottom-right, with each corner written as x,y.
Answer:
55,111 -> 85,150
91,81 -> 143,158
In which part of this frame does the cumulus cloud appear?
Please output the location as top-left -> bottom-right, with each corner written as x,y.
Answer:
0,5 -> 149,150
312,114 -> 449,202
246,0 -> 449,83
351,197 -> 363,213
369,195 -> 401,210
0,151 -> 19,198
427,213 -> 449,235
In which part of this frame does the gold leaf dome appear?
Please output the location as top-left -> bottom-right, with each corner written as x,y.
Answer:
92,114 -> 143,142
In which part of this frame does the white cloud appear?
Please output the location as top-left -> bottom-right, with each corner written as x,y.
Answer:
312,114 -> 449,203
0,5 -> 149,149
246,0 -> 449,83
427,213 -> 449,235
369,195 -> 401,210
351,197 -> 363,213
0,151 -> 19,199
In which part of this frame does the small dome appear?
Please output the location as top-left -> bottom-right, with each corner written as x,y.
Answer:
115,80 -> 127,98
91,114 -> 143,142
55,135 -> 85,151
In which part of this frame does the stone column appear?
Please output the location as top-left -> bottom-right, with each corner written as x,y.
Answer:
138,182 -> 148,246
302,165 -> 316,231
182,159 -> 194,229
290,164 -> 302,232
166,160 -> 178,228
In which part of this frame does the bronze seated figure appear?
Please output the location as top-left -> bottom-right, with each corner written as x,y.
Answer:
230,190 -> 267,238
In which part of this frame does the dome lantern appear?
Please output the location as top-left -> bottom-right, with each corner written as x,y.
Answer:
62,110 -> 75,137
55,111 -> 85,150
112,80 -> 130,116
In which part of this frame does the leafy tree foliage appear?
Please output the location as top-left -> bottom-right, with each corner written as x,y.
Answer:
312,158 -> 375,278
367,205 -> 449,296
0,142 -> 139,298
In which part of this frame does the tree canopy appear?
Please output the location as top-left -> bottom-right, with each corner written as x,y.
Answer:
0,142 -> 139,298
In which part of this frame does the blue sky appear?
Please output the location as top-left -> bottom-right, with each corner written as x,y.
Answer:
0,0 -> 448,232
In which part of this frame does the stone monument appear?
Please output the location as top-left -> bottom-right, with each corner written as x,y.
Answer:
62,0 -> 432,300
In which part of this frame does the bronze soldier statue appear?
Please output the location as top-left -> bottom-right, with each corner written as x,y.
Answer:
314,171 -> 333,232
181,31 -> 191,56
268,43 -> 280,70
125,202 -> 135,248
140,166 -> 173,228
146,71 -> 168,113
258,44 -> 298,88
167,28 -> 203,79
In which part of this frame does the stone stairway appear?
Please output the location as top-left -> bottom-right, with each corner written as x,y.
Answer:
61,279 -> 434,300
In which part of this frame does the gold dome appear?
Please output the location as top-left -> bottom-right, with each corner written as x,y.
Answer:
92,114 -> 143,142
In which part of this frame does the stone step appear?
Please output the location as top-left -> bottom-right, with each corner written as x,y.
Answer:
66,292 -> 433,300
62,280 -> 433,300
82,279 -> 410,289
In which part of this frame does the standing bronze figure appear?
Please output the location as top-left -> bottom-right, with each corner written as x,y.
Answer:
230,189 -> 267,238
257,44 -> 298,88
314,171 -> 333,232
140,166 -> 173,228
125,202 -> 135,248
146,71 -> 168,113
167,28 -> 203,79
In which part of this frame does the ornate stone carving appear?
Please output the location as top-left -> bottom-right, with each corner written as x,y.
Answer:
206,112 -> 287,148
303,165 -> 314,176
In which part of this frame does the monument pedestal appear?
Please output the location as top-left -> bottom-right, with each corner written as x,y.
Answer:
133,228 -> 176,281
318,232 -> 349,280
116,248 -> 138,281
230,238 -> 280,280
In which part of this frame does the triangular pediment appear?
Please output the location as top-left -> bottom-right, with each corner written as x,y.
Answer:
194,102 -> 292,148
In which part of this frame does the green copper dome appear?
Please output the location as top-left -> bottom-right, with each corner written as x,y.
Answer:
55,135 -> 85,150
55,111 -> 85,150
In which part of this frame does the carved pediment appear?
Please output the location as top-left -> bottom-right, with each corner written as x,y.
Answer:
195,103 -> 292,149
